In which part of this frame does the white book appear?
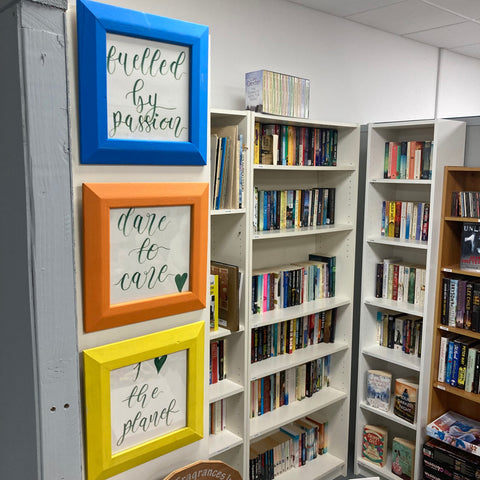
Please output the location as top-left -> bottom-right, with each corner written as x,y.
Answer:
400,201 -> 407,240
411,203 -> 418,240
414,147 -> 422,179
437,335 -> 449,382
465,346 -> 479,393
398,265 -> 405,302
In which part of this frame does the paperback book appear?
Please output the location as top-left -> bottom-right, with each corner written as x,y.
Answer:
461,222 -> 480,272
393,377 -> 418,424
362,424 -> 388,467
391,437 -> 415,480
366,369 -> 392,412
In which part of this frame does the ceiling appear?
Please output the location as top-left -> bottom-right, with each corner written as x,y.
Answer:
287,0 -> 480,59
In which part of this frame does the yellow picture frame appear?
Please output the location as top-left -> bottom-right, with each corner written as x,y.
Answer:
83,321 -> 204,480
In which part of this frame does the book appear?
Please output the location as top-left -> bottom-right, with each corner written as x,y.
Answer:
437,333 -> 458,383
391,437 -> 415,480
210,274 -> 219,331
465,344 -> 480,393
426,411 -> 480,457
366,369 -> 392,412
393,377 -> 418,424
461,222 -> 480,271
362,424 -> 388,467
211,261 -> 240,331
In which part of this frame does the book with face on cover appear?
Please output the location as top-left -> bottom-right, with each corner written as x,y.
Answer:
393,377 -> 418,424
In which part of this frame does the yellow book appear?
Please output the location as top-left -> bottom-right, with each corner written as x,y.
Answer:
254,122 -> 261,164
209,274 -> 219,331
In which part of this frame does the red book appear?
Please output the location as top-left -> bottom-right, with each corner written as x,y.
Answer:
210,341 -> 218,384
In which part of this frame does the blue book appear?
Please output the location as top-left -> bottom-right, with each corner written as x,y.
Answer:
215,137 -> 227,210
263,191 -> 269,231
450,339 -> 462,387
415,203 -> 423,241
445,339 -> 457,384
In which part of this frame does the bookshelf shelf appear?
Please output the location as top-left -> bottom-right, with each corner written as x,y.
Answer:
437,324 -> 480,340
362,345 -> 421,372
357,455 -> 399,480
356,119 -> 466,480
370,178 -> 431,186
253,164 -> 356,172
274,453 -> 344,480
209,379 -> 244,403
364,297 -> 424,317
211,209 -> 247,216
366,236 -> 428,250
250,296 -> 351,328
250,342 -> 348,381
428,167 -> 480,427
252,224 -> 353,240
440,265 -> 480,277
209,327 -> 233,341
359,401 -> 417,430
432,381 -> 480,404
209,429 -> 244,457
209,109 -> 359,480
249,387 -> 347,440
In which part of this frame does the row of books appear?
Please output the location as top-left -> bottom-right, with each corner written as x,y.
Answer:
366,370 -> 418,424
250,356 -> 330,418
251,254 -> 336,314
246,70 -> 310,119
253,123 -> 337,166
249,417 -> 328,480
437,333 -> 480,393
254,187 -> 335,232
452,191 -> 480,218
426,411 -> 480,458
440,277 -> 480,331
423,437 -> 480,480
383,140 -> 433,180
209,399 -> 226,435
209,339 -> 225,385
375,311 -> 423,357
362,424 -> 415,480
381,200 -> 430,241
375,259 -> 426,307
211,124 -> 245,210
251,310 -> 336,364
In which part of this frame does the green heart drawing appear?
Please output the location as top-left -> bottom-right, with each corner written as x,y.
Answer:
175,272 -> 188,292
154,355 -> 167,374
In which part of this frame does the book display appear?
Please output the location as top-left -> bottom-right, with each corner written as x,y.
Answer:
209,109 -> 359,480
356,120 -> 466,480
428,168 -> 480,467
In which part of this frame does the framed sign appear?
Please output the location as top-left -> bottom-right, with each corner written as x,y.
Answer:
83,322 -> 204,479
76,0 -> 208,165
83,182 -> 208,332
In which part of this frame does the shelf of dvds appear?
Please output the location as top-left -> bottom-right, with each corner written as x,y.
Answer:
209,109 -> 359,480
355,120 -> 466,480
428,167 -> 480,423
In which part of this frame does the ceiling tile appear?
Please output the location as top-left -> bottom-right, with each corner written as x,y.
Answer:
347,0 -> 465,35
286,0 -> 407,18
450,42 -> 480,58
421,0 -> 480,20
405,21 -> 480,48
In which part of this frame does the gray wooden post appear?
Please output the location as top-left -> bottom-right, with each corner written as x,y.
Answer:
0,0 -> 82,478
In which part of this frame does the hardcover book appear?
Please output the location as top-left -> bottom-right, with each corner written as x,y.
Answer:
393,377 -> 418,424
362,424 -> 388,467
391,437 -> 415,480
461,222 -> 480,272
366,369 -> 392,412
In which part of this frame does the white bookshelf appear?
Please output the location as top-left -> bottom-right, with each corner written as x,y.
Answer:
247,112 -> 359,480
355,119 -> 466,480
209,109 -> 359,480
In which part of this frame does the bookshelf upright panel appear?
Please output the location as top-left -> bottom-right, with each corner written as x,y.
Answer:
355,120 -> 466,480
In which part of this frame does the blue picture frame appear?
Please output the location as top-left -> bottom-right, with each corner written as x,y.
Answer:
76,0 -> 209,165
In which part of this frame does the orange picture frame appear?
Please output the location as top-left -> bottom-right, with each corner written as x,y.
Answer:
82,182 -> 208,332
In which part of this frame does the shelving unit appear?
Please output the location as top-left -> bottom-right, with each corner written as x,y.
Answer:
428,167 -> 480,424
209,109 -> 360,480
248,112 -> 359,480
208,109 -> 251,467
355,120 -> 466,480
